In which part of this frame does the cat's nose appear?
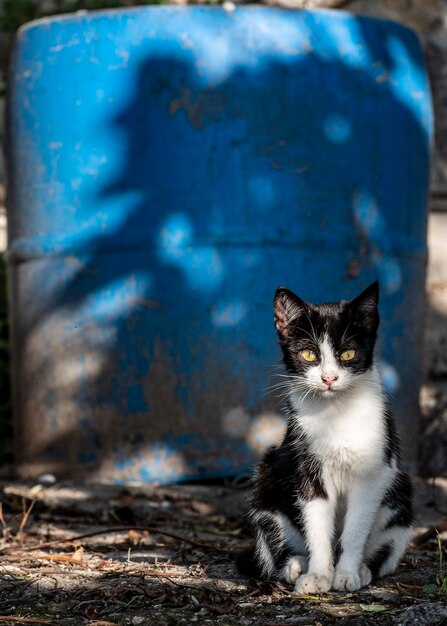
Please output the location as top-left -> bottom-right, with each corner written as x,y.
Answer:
321,373 -> 338,387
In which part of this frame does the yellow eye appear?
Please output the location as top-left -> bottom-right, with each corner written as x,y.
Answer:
341,349 -> 356,361
300,349 -> 317,362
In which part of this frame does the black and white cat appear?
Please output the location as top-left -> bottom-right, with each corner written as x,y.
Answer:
238,282 -> 413,594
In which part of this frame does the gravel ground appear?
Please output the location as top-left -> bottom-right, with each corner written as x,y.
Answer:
0,477 -> 445,626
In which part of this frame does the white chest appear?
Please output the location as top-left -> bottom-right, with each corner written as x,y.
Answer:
294,388 -> 386,481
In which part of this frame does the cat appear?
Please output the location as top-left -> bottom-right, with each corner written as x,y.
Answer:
237,281 -> 413,594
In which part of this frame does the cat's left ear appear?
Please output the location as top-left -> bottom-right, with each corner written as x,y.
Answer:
349,281 -> 379,330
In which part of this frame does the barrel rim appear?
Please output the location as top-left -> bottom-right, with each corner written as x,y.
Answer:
16,4 -> 421,43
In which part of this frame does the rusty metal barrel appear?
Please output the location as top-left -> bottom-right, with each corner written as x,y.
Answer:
7,7 -> 432,481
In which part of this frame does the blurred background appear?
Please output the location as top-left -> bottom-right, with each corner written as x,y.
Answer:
0,0 -> 446,480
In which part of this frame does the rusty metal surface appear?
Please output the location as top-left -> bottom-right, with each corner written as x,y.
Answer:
7,7 -> 432,480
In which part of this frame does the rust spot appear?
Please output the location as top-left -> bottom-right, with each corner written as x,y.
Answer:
168,88 -> 227,129
344,258 -> 361,280
271,162 -> 283,171
375,72 -> 390,84
138,298 -> 164,310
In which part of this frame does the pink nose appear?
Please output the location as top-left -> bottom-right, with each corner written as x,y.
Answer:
321,374 -> 338,387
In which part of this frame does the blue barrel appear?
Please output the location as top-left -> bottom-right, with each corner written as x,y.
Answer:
7,7 -> 432,481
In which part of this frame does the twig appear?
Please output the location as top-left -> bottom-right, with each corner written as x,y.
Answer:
157,574 -> 239,597
0,503 -> 8,535
17,499 -> 36,540
0,551 -> 187,577
2,525 -> 225,553
233,588 -> 265,605
0,617 -> 54,625
395,581 -> 422,591
1,563 -> 187,578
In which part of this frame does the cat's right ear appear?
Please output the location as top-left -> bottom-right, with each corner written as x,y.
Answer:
274,287 -> 306,337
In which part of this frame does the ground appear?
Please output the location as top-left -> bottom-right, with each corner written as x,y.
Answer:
0,477 -> 446,626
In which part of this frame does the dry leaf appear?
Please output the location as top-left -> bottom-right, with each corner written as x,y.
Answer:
190,500 -> 216,516
127,529 -> 148,545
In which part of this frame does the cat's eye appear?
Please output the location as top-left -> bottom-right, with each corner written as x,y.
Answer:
300,349 -> 317,362
340,349 -> 356,361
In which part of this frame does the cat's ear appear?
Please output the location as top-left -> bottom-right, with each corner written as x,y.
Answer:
349,281 -> 379,330
274,287 -> 307,337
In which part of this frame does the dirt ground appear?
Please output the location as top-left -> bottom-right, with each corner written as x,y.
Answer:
0,476 -> 446,626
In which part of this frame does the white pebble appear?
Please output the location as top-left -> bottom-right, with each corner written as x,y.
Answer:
37,473 -> 57,485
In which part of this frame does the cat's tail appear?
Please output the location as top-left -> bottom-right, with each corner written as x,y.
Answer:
234,546 -> 263,579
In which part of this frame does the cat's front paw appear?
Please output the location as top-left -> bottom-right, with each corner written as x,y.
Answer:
332,569 -> 362,591
294,572 -> 332,595
282,555 -> 306,585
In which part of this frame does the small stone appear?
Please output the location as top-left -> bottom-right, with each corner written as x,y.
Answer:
394,602 -> 447,625
369,588 -> 397,601
38,473 -> 57,485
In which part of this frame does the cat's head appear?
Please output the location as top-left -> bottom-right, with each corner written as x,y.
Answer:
273,282 -> 379,398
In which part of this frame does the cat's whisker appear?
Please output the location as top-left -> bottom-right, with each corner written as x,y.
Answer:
264,380 -> 292,390
340,332 -> 359,347
263,387 -> 293,400
264,377 -> 306,390
291,325 -> 317,343
270,372 -> 296,377
340,320 -> 353,346
302,308 -> 319,346
266,378 -> 315,404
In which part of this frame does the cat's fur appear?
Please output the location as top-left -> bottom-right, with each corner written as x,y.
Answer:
237,282 -> 413,593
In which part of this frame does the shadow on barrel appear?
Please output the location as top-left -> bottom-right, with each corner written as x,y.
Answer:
13,13 -> 430,481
